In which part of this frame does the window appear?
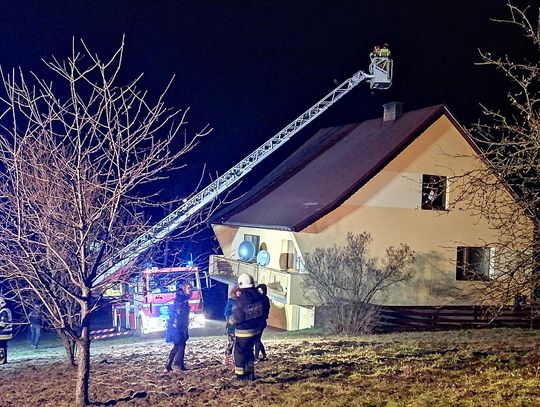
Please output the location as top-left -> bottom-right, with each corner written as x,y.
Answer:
280,239 -> 296,270
243,234 -> 260,262
421,174 -> 447,210
456,247 -> 492,281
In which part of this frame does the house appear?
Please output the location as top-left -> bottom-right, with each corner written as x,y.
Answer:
208,102 -> 533,331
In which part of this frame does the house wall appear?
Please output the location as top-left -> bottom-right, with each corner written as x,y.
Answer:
297,115 -> 531,306
211,225 -> 314,330
267,301 -> 315,331
212,224 -> 238,259
211,114 -> 532,326
213,225 -> 301,272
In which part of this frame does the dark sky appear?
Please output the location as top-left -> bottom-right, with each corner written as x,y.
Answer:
0,1 -> 533,257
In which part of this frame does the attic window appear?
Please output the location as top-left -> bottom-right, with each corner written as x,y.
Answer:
421,174 -> 447,210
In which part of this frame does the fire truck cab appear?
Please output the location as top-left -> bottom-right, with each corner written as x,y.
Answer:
111,266 -> 207,335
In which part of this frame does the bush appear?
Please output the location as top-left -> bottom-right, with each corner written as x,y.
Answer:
303,232 -> 414,334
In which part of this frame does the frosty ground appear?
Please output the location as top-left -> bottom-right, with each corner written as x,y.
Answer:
1,326 -> 539,407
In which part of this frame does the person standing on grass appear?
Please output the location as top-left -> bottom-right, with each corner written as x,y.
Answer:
254,283 -> 270,361
0,295 -> 13,365
164,280 -> 192,372
223,285 -> 240,365
229,273 -> 265,380
28,304 -> 44,349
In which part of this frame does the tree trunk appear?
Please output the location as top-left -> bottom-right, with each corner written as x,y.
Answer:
74,334 -> 91,406
74,298 -> 91,406
532,220 -> 540,302
58,331 -> 77,366
531,220 -> 540,329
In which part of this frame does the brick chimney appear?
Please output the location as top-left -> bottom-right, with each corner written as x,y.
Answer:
383,102 -> 403,122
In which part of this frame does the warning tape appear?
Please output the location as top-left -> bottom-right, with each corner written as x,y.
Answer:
90,330 -> 133,341
90,328 -> 116,334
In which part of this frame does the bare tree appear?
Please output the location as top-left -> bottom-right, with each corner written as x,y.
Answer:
0,38 -> 212,406
447,2 -> 539,315
303,232 -> 415,334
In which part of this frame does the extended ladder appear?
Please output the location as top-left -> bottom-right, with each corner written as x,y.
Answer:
95,58 -> 393,285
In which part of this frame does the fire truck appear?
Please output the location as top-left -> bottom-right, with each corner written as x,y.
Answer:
108,266 -> 209,335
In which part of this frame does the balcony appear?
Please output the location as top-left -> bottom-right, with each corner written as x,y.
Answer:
208,255 -> 311,306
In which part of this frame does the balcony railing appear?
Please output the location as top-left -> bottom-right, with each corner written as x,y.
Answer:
209,255 -> 311,306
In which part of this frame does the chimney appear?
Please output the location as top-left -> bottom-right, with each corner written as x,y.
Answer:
383,101 -> 403,122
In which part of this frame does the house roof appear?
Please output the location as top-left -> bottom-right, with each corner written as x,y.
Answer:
213,104 -> 457,231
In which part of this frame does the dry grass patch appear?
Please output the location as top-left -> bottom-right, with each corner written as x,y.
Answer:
0,328 -> 539,406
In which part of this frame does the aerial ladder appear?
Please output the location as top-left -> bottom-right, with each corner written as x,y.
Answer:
94,53 -> 393,286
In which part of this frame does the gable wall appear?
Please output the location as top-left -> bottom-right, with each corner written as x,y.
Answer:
296,115 -> 530,305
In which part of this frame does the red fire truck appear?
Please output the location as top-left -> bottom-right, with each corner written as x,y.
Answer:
109,266 -> 208,335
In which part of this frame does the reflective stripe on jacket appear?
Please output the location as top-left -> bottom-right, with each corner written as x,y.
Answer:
0,307 -> 13,340
235,327 -> 261,338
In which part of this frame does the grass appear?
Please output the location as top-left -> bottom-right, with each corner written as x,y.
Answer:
2,327 -> 540,406
255,328 -> 540,407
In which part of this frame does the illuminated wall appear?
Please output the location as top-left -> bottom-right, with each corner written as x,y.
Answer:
212,114 -> 533,327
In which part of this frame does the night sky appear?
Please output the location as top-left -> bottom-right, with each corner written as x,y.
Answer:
0,1 -> 533,258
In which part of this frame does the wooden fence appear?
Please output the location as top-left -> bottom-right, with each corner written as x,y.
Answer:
376,305 -> 539,331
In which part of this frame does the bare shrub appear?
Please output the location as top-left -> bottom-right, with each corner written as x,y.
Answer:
303,232 -> 415,334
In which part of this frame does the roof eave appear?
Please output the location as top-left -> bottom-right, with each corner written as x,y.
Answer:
217,221 -> 293,232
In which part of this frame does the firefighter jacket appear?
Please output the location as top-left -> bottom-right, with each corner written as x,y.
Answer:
230,287 -> 265,338
0,306 -> 13,341
378,47 -> 391,57
165,292 -> 190,344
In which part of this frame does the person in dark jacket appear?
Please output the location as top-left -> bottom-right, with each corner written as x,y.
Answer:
223,285 -> 240,365
254,284 -> 270,361
28,304 -> 44,349
228,273 -> 265,380
0,295 -> 13,365
164,281 -> 192,372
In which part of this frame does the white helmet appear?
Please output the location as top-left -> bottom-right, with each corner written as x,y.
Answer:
237,273 -> 254,288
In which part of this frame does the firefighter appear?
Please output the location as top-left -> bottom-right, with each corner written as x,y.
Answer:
379,43 -> 391,57
369,45 -> 381,74
0,295 -> 13,365
164,281 -> 192,372
254,284 -> 270,361
229,273 -> 265,380
370,45 -> 381,60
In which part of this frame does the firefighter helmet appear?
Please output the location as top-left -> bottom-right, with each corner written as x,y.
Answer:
238,273 -> 254,288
